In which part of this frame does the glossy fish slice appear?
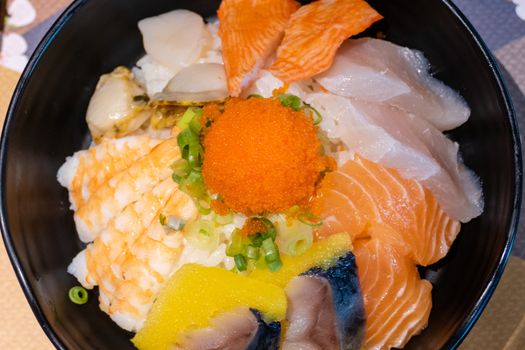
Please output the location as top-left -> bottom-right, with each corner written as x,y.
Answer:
218,0 -> 300,96
354,225 -> 432,350
313,156 -> 460,267
270,0 -> 382,83
284,252 -> 365,350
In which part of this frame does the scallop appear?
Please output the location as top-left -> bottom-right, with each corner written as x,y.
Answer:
138,9 -> 210,73
86,67 -> 151,140
155,63 -> 229,104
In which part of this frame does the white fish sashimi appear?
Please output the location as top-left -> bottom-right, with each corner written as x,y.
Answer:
307,93 -> 483,222
138,10 -> 210,73
316,38 -> 471,131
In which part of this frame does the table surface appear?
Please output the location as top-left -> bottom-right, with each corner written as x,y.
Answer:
0,0 -> 524,349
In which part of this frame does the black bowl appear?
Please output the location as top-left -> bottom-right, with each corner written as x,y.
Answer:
0,0 -> 521,349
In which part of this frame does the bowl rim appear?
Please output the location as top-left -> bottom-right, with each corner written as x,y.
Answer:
0,0 -> 522,349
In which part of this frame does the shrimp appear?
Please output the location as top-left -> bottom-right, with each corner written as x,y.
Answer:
57,135 -> 164,210
72,137 -> 181,243
68,178 -> 198,332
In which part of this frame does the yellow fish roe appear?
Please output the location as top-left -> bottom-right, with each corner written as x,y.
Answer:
132,264 -> 287,350
248,233 -> 351,287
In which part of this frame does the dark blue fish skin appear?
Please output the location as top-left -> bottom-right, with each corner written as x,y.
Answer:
247,310 -> 281,350
303,252 -> 366,350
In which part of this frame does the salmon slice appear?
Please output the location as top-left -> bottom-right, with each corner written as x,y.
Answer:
313,157 -> 460,266
218,0 -> 300,96
270,0 -> 383,83
354,225 -> 432,350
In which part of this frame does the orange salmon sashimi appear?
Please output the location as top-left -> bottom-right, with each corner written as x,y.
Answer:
354,225 -> 433,350
218,0 -> 300,97
270,0 -> 383,83
313,156 -> 461,266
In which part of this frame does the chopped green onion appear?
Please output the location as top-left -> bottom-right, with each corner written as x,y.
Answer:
167,215 -> 184,231
226,229 -> 245,257
262,238 -> 280,263
197,198 -> 212,215
275,217 -> 313,256
185,219 -> 219,251
189,114 -> 203,134
179,171 -> 207,200
177,128 -> 200,160
277,94 -> 302,111
187,143 -> 204,170
171,159 -> 190,179
298,212 -> 323,227
303,103 -> 323,125
244,245 -> 260,260
177,107 -> 203,130
258,217 -> 277,240
159,214 -> 167,226
68,286 -> 88,305
214,212 -> 234,225
266,259 -> 283,272
249,232 -> 265,248
234,254 -> 248,272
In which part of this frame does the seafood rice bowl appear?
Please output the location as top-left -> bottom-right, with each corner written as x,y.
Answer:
52,0 -> 490,349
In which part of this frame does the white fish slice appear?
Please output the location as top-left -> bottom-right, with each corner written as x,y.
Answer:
306,92 -> 483,222
316,38 -> 471,131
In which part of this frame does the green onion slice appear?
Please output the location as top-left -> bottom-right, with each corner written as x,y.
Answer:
171,159 -> 190,179
266,259 -> 283,272
68,286 -> 88,305
303,103 -> 323,125
262,238 -> 280,263
277,94 -> 302,111
244,245 -> 260,260
177,107 -> 203,130
298,212 -> 324,227
234,254 -> 248,272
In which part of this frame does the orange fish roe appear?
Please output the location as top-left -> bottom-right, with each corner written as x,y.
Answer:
239,218 -> 268,237
202,98 -> 325,214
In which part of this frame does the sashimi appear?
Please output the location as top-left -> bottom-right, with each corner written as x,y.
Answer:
218,0 -> 300,97
306,93 -> 483,223
270,0 -> 382,83
354,225 -> 433,350
316,38 -> 471,131
313,156 -> 460,266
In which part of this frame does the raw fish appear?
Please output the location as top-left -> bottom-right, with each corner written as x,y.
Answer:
270,0 -> 382,83
174,308 -> 280,350
354,225 -> 432,350
218,0 -> 300,96
306,93 -> 483,222
316,38 -> 471,131
284,252 -> 365,350
313,156 -> 461,266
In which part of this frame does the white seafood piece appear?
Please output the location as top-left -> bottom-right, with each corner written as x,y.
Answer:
306,93 -> 483,222
68,179 -> 198,332
73,137 -> 180,242
86,67 -> 151,139
133,56 -> 176,96
57,135 -> 163,210
138,10 -> 210,73
243,69 -> 317,99
316,38 -> 471,131
156,63 -> 229,103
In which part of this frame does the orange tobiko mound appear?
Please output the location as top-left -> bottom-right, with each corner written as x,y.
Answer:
202,98 -> 326,214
